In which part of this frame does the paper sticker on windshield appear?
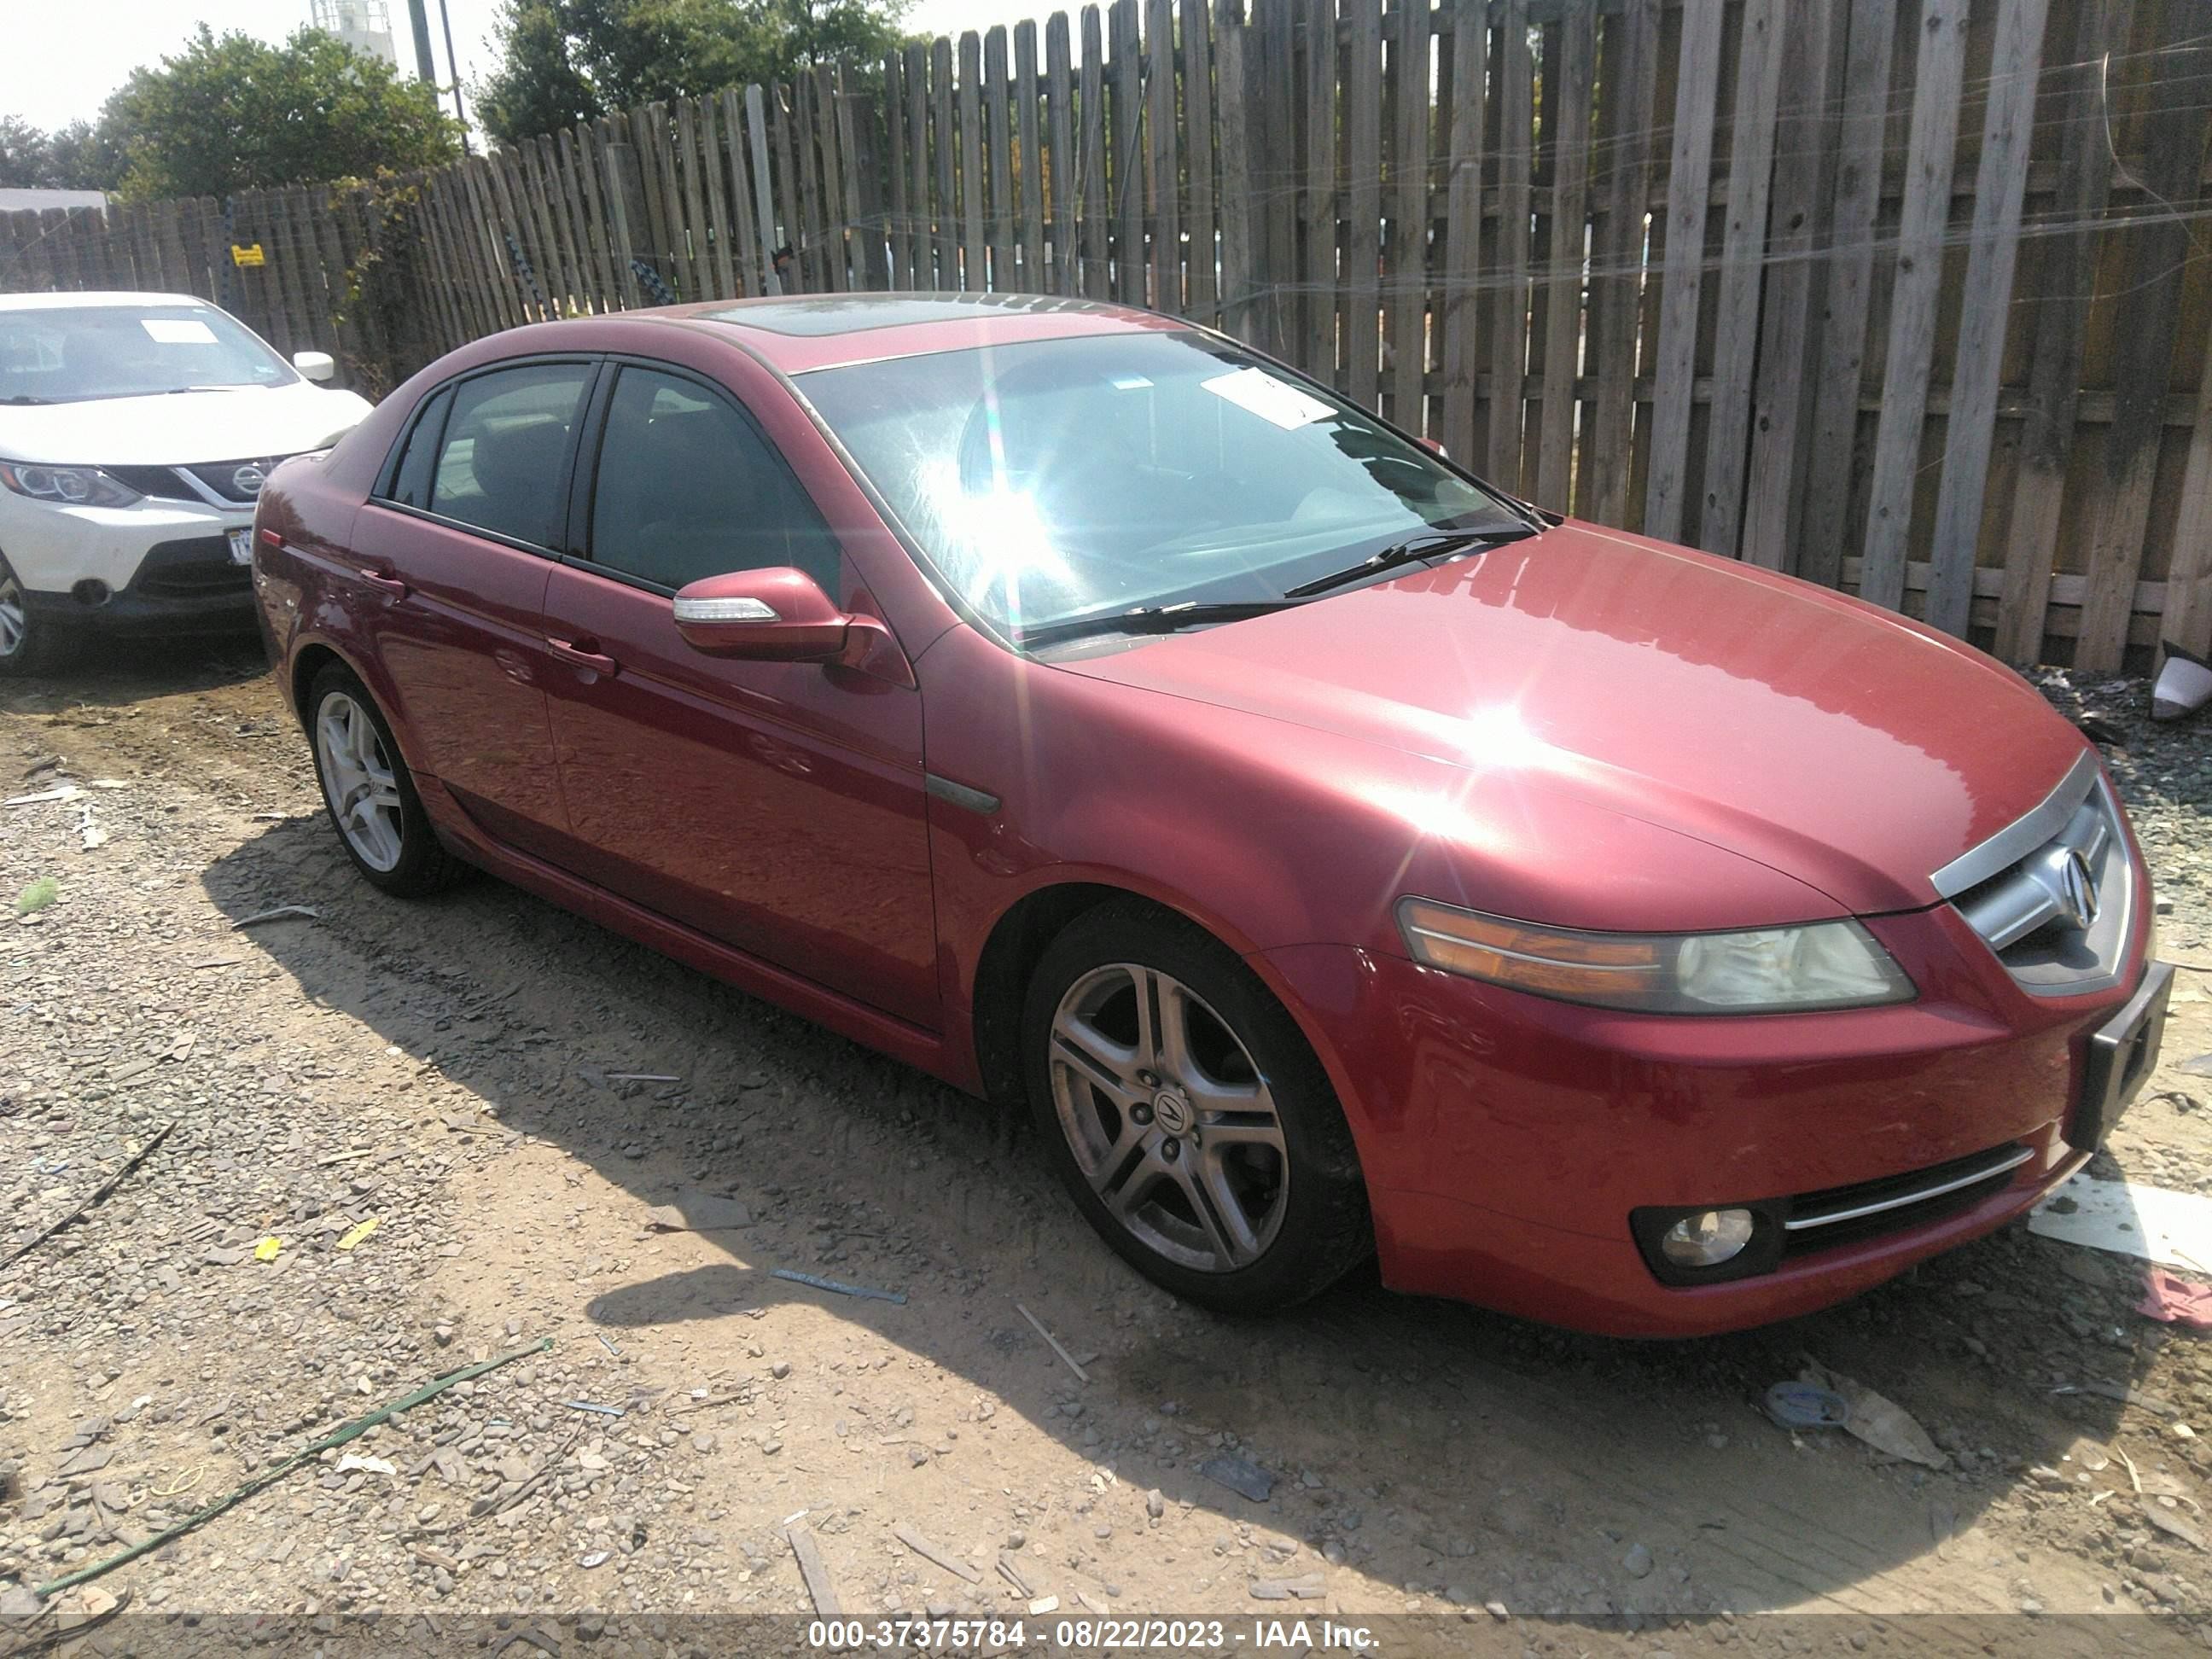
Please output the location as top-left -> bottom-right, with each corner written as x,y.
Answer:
1201,367 -> 1333,431
142,318 -> 217,346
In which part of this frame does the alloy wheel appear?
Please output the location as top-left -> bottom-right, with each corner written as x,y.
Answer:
1048,962 -> 1290,1273
0,569 -> 25,658
315,690 -> 405,872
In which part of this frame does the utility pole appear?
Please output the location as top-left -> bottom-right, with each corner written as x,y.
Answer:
405,0 -> 437,86
436,0 -> 469,149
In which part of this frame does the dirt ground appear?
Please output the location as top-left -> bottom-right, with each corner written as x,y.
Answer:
5,638 -> 2212,1651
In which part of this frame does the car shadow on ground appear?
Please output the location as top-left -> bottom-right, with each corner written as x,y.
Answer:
0,632 -> 266,717
201,812 -> 2143,1621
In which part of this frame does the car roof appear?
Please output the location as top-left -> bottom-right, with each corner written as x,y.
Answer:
649,290 -> 1190,374
0,290 -> 213,312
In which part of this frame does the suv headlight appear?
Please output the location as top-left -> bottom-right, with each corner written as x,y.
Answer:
1396,898 -> 1916,1014
0,462 -> 143,509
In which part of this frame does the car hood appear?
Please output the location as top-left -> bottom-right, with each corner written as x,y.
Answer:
0,381 -> 374,466
1055,520 -> 2091,917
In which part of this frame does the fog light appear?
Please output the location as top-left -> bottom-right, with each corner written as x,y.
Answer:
71,579 -> 111,608
1659,1208 -> 1755,1268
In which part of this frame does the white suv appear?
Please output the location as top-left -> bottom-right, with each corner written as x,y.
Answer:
0,292 -> 374,673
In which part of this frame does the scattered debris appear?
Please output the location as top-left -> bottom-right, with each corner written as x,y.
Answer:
2153,643 -> 2212,721
604,1072 -> 682,1083
786,1525 -> 840,1615
643,1194 -> 753,1232
771,1266 -> 906,1305
336,1217 -> 380,1251
2029,1173 -> 2212,1271
597,1332 -> 621,1358
78,804 -> 107,850
996,1552 -> 1034,1597
2116,1445 -> 2144,1494
1200,1453 -> 1275,1504
1016,1300 -> 1090,1384
5,785 -> 81,806
1249,1574 -> 1325,1600
2139,1268 -> 2212,1327
253,1237 -> 282,1262
564,1400 -> 625,1417
14,876 -> 58,917
28,1337 -> 550,1602
1762,1381 -> 1850,1431
1027,1595 -> 1060,1615
335,1452 -> 397,1476
1,1121 -> 175,1272
894,1523 -> 982,1582
2149,1505 -> 2206,1551
230,904 -> 319,929
2052,1380 -> 2179,1416
1801,1359 -> 1947,1470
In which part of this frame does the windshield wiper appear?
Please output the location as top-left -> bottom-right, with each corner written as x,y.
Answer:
1284,527 -> 1534,599
1014,599 -> 1300,649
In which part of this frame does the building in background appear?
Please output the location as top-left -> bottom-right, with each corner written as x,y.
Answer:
310,0 -> 399,70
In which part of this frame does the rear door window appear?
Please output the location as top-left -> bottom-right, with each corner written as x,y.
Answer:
585,366 -> 841,592
428,363 -> 595,549
384,387 -> 451,510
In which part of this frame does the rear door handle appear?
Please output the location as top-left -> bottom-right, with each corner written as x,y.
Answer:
546,637 -> 620,677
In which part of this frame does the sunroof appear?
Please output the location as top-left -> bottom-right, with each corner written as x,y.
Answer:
701,293 -> 1124,337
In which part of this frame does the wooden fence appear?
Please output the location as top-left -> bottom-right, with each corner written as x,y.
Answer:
3,0 -> 2209,672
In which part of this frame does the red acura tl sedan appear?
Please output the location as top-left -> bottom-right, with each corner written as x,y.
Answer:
252,294 -> 2170,1336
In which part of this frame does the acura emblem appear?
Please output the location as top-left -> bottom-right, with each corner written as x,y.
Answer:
2038,845 -> 2101,934
232,464 -> 267,497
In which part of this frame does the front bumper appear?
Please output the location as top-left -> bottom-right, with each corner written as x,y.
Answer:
1262,898 -> 2160,1336
3,494 -> 256,637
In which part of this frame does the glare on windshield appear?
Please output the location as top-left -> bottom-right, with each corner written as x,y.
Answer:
797,331 -> 1524,634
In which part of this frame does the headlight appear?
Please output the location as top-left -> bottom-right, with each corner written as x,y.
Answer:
0,461 -> 143,508
1396,898 -> 1916,1014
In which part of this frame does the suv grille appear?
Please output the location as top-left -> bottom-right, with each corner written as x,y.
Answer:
1932,752 -> 2136,995
182,457 -> 291,504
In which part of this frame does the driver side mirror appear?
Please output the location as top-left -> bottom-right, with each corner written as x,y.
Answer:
293,350 -> 336,382
672,568 -> 909,683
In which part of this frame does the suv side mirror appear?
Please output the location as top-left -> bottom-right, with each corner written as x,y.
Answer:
672,568 -> 909,684
293,350 -> 336,382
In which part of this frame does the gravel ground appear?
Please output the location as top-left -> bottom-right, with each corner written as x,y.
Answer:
3,643 -> 2212,1654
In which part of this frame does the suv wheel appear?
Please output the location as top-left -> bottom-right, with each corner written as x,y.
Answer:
0,556 -> 79,677
1023,902 -> 1372,1313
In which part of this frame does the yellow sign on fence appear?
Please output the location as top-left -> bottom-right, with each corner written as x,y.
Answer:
230,242 -> 265,267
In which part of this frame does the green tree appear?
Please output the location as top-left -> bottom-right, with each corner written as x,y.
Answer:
0,115 -> 123,191
478,0 -> 907,146
102,26 -> 462,201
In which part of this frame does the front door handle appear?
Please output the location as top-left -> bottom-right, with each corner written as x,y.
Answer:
546,637 -> 620,677
362,568 -> 408,598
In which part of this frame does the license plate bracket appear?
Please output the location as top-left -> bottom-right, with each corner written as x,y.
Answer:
2068,959 -> 2174,1152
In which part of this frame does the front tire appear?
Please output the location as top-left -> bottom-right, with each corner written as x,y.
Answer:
1022,902 -> 1372,1313
306,663 -> 470,897
0,556 -> 79,677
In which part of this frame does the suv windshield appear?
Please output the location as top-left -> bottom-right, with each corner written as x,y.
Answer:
0,304 -> 297,404
797,331 -> 1530,635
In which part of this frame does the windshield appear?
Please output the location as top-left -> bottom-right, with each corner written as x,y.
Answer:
797,331 -> 1528,634
0,304 -> 298,404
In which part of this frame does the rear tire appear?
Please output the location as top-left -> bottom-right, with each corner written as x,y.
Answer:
1023,901 -> 1372,1313
0,556 -> 79,677
306,662 -> 471,898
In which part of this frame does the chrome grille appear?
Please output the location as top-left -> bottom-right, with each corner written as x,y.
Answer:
1932,751 -> 2137,996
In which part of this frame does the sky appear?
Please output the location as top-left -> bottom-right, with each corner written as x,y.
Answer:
3,1 -> 1062,135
